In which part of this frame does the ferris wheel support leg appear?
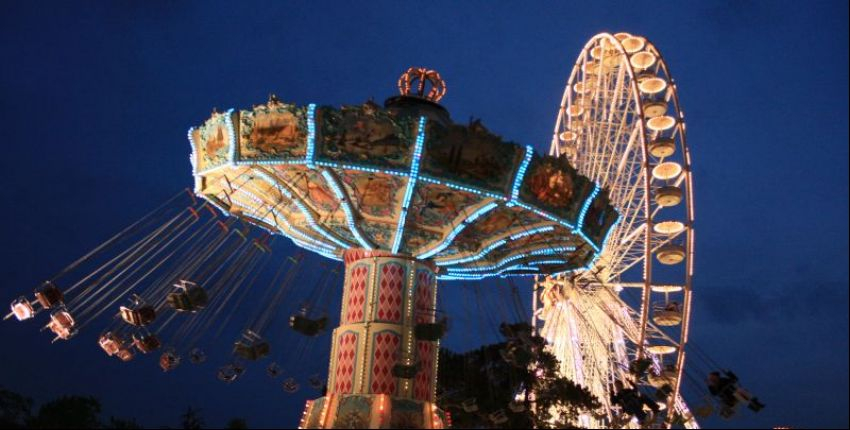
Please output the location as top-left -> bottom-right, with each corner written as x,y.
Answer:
299,249 -> 448,429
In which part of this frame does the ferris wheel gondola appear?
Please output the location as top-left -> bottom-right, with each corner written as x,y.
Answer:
536,32 -> 697,428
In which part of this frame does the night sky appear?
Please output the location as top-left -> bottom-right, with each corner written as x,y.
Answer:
1,1 -> 847,429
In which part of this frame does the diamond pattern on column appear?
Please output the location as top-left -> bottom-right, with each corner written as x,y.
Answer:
333,332 -> 357,394
414,269 -> 434,324
414,340 -> 434,401
370,331 -> 400,395
376,263 -> 404,323
345,265 -> 368,324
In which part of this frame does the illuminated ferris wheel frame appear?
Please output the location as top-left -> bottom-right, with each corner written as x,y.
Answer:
536,32 -> 696,427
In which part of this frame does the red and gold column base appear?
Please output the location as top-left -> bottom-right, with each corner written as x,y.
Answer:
301,249 -> 445,429
299,394 -> 449,429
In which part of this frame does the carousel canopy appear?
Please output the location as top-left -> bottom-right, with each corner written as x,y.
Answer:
189,69 -> 618,280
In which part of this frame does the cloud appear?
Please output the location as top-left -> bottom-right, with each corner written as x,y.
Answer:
696,279 -> 849,326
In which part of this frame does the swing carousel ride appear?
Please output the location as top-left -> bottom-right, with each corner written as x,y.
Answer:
7,33 -> 716,428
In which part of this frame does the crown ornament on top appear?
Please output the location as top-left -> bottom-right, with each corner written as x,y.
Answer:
397,67 -> 447,103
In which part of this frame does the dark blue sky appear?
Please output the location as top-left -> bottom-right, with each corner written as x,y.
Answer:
1,1 -> 847,428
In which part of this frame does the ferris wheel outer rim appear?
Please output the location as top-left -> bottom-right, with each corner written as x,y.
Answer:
546,32 -> 696,426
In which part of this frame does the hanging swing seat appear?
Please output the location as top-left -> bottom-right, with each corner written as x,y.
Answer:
132,334 -> 161,354
35,282 -> 64,310
308,374 -> 324,390
289,314 -> 328,336
414,317 -> 448,341
8,296 -> 35,321
119,303 -> 156,327
392,361 -> 420,379
233,330 -> 270,361
282,377 -> 300,393
168,280 -> 208,312
98,332 -> 125,356
218,363 -> 246,383
266,362 -> 282,378
189,348 -> 207,364
45,309 -> 76,342
159,350 -> 181,371
115,347 -> 134,362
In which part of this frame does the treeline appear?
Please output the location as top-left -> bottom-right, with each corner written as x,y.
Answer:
0,389 -> 245,429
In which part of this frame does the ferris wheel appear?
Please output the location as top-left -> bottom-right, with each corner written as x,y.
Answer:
534,32 -> 697,428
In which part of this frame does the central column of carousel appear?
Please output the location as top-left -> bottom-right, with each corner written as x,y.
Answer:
299,249 -> 448,429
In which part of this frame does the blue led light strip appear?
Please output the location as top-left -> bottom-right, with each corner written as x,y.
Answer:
572,211 -> 621,274
320,169 -> 374,250
446,245 -> 577,274
316,160 -> 409,176
436,224 -> 556,267
437,239 -> 507,266
416,201 -> 500,260
529,259 -> 568,266
187,127 -> 198,175
253,169 -> 351,249
418,176 -> 508,201
391,116 -> 427,254
305,104 -> 317,167
225,109 -> 237,166
509,225 -> 556,240
438,264 -> 539,281
511,145 -> 534,200
576,184 -> 601,230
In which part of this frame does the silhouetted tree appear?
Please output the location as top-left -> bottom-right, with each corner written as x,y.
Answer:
0,388 -> 33,428
225,417 -> 248,429
29,395 -> 101,429
109,416 -> 142,429
180,407 -> 204,430
437,322 -> 600,428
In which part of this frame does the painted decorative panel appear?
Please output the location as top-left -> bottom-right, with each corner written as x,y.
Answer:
421,120 -> 525,195
374,262 -> 405,323
339,171 -> 405,221
333,331 -> 358,394
370,330 -> 401,395
334,395 -> 372,428
398,228 -> 442,256
582,190 -> 619,245
519,154 -> 594,223
192,111 -> 232,172
408,182 -> 483,229
414,341 -> 435,401
238,102 -> 307,161
316,104 -> 416,170
358,222 -> 396,250
344,264 -> 369,324
391,399 -> 424,429
413,270 -> 435,324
